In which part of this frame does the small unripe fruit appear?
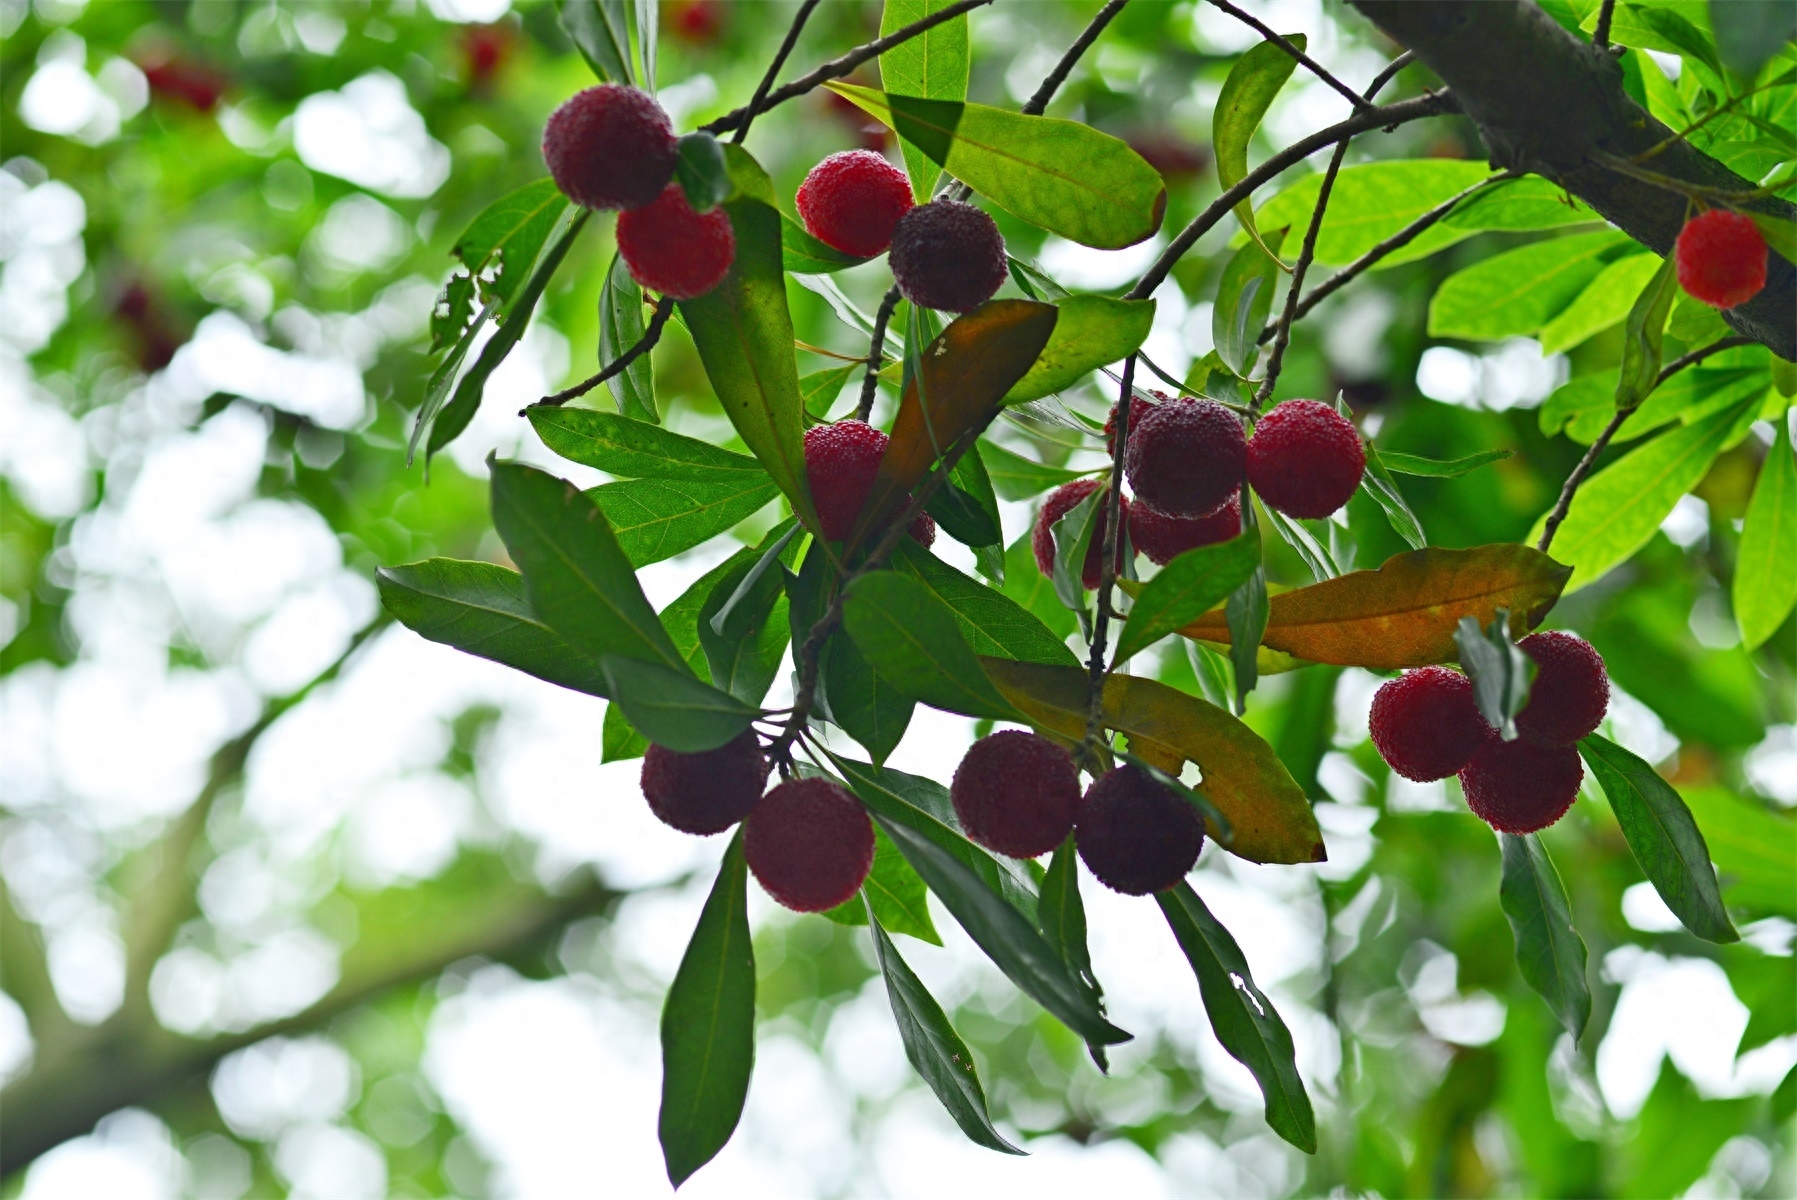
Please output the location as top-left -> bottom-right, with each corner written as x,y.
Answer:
889,199 -> 1007,313
616,183 -> 736,299
796,150 -> 914,258
1124,398 -> 1246,519
1675,209 -> 1767,309
1105,394 -> 1157,457
801,419 -> 933,545
1514,631 -> 1609,746
1458,738 -> 1583,834
1369,666 -> 1495,782
1076,765 -> 1205,895
640,730 -> 769,834
950,731 -> 1082,858
1031,478 -> 1131,589
743,777 -> 875,912
1246,399 -> 1365,519
542,84 -> 677,211
1129,491 -> 1241,566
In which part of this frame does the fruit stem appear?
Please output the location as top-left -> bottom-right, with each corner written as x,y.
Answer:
1081,355 -> 1137,767
856,285 -> 903,423
1205,0 -> 1379,114
527,295 -> 674,410
731,0 -> 822,145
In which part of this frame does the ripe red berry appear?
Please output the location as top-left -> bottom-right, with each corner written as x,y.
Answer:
1105,394 -> 1157,457
802,419 -> 932,545
950,731 -> 1082,858
1031,478 -> 1131,589
1514,631 -> 1609,747
667,0 -> 725,43
1675,209 -> 1768,309
542,84 -> 677,211
743,777 -> 875,912
889,199 -> 1007,313
1076,765 -> 1206,895
1458,738 -> 1583,834
796,150 -> 915,258
1369,666 -> 1496,782
616,183 -> 736,299
1128,491 -> 1241,566
640,730 -> 768,835
1246,399 -> 1365,519
1124,398 -> 1245,519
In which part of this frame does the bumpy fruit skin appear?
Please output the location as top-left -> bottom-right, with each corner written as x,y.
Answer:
1458,738 -> 1583,834
889,199 -> 1007,312
743,777 -> 875,912
1515,631 -> 1609,746
796,150 -> 915,258
616,183 -> 736,299
1031,478 -> 1131,589
1369,667 -> 1495,782
950,731 -> 1082,858
1076,765 -> 1206,895
1105,394 -> 1157,457
801,420 -> 932,545
542,84 -> 678,211
640,730 -> 768,835
1124,398 -> 1246,519
1129,491 -> 1241,566
1675,209 -> 1767,309
1246,399 -> 1365,519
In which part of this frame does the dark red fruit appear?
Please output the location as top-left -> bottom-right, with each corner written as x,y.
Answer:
1129,491 -> 1241,566
889,199 -> 1007,312
1515,631 -> 1609,747
743,777 -> 875,912
1076,765 -> 1206,895
1105,394 -> 1157,457
1369,666 -> 1496,783
640,731 -> 768,835
796,150 -> 914,258
616,183 -> 736,299
802,419 -> 931,545
1246,399 -> 1365,519
666,0 -> 725,43
138,53 -> 230,112
1031,478 -> 1131,589
1124,398 -> 1245,519
542,84 -> 678,211
462,24 -> 510,90
950,731 -> 1082,858
1458,738 -> 1583,834
1675,209 -> 1767,309
908,510 -> 937,548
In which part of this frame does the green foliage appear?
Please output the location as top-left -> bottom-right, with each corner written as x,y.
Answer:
1214,37 -> 1304,263
1497,832 -> 1591,1040
1735,420 -> 1797,649
879,0 -> 972,201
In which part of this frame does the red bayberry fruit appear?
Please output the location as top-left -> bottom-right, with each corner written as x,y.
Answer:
950,731 -> 1082,858
1128,490 -> 1241,566
1369,666 -> 1496,782
1031,478 -> 1132,589
666,0 -> 725,43
1675,209 -> 1767,309
743,777 -> 875,912
616,183 -> 736,299
1246,399 -> 1365,519
1105,393 -> 1157,457
1124,398 -> 1246,519
1458,738 -> 1583,834
462,24 -> 510,90
542,84 -> 677,211
801,419 -> 933,545
1076,764 -> 1206,895
889,199 -> 1007,313
138,53 -> 230,112
796,150 -> 915,258
1514,631 -> 1609,747
640,730 -> 768,835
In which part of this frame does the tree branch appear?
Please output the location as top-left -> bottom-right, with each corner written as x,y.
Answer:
1024,0 -> 1133,116
732,0 -> 822,144
529,296 -> 674,411
1083,355 -> 1136,762
1205,0 -> 1377,113
1592,0 -> 1617,50
856,286 -> 902,423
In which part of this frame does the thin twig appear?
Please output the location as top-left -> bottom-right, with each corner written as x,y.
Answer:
1206,0 -> 1376,112
1593,0 -> 1617,50
528,296 -> 674,410
857,285 -> 902,423
733,0 -> 822,144
1082,354 -> 1136,764
1657,334 -> 1751,379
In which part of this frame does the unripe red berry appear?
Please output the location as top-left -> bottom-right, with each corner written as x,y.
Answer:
1124,398 -> 1245,519
1369,666 -> 1496,782
889,199 -> 1007,313
1128,491 -> 1241,566
1458,738 -> 1583,834
796,150 -> 915,258
616,183 -> 736,299
801,419 -> 932,545
1076,764 -> 1206,895
1246,399 -> 1365,519
743,777 -> 875,912
1030,478 -> 1131,589
1514,631 -> 1609,747
542,84 -> 677,211
1105,394 -> 1157,457
640,730 -> 769,834
950,731 -> 1082,858
1675,209 -> 1767,309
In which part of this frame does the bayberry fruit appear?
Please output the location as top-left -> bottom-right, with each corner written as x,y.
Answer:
1124,398 -> 1246,519
616,183 -> 736,299
1031,478 -> 1131,589
640,730 -> 768,835
1515,631 -> 1609,746
796,150 -> 915,258
1105,394 -> 1157,457
542,84 -> 677,211
889,199 -> 1007,312
1129,491 -> 1241,566
1076,764 -> 1206,895
950,731 -> 1082,858
1369,666 -> 1496,783
802,419 -> 932,545
1675,209 -> 1767,309
1458,738 -> 1583,834
1246,399 -> 1365,519
743,777 -> 875,912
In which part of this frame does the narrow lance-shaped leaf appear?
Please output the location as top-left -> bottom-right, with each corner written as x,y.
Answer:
589,475 -> 781,567
442,178 -> 571,343
1379,448 -> 1512,478
1498,832 -> 1591,1041
1226,518 -> 1269,712
1734,419 -> 1797,650
820,824 -> 940,944
842,571 -> 1023,721
894,539 -> 1077,667
981,439 -> 1091,501
1214,228 -> 1286,377
528,406 -> 765,481
698,528 -> 797,705
1360,443 -> 1428,551
1050,485 -> 1103,616
634,0 -> 657,89
561,0 -> 634,84
1114,532 -> 1260,664
1214,37 -> 1304,264
602,655 -> 759,753
821,631 -> 917,767
1038,836 -> 1109,1072
1004,296 -> 1156,404
1454,609 -> 1535,740
879,0 -> 971,202
781,213 -> 874,275
1427,231 -> 1628,342
598,254 -> 658,424
1614,252 -> 1679,412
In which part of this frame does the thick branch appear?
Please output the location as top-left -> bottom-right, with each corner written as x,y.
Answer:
1083,355 -> 1136,761
856,286 -> 902,423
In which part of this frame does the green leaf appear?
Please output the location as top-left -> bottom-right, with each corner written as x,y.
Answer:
602,654 -> 758,753
1537,253 -> 1660,354
1734,419 -> 1797,649
561,0 -> 634,84
1215,36 -> 1304,262
1427,230 -> 1628,341
821,825 -> 940,944
1114,533 -> 1259,663
1670,289 -> 1732,345
1037,837 -> 1107,1071
981,440 -> 1089,501
801,364 -> 860,419
1257,159 -> 1496,267
1360,443 -> 1428,551
1540,366 -> 1767,444
659,831 -> 754,1188
446,178 -> 572,334
821,631 -> 917,765
697,529 -> 795,705
1498,832 -> 1592,1041
635,0 -> 657,88
1050,484 -> 1104,613
1682,785 -> 1797,919
529,406 -> 764,480
1747,211 -> 1797,265
1003,296 -> 1157,404
893,538 -> 1080,667
598,254 -> 658,424
590,476 -> 780,567
1454,609 -> 1536,740
1378,448 -> 1512,477
1580,733 -> 1740,943
843,571 -> 1023,720
1000,530 -> 1079,643
1440,175 -> 1599,233
879,0 -> 971,201
824,84 -> 1167,250
674,131 -> 730,212
1225,534 -> 1269,715
781,213 -> 874,275
1614,253 -> 1680,412
925,447 -> 1003,549
1629,3 -> 1727,82
1214,230 -> 1285,378
1158,882 -> 1316,1154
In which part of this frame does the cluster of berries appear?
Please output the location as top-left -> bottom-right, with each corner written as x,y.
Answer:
1369,631 -> 1610,834
1675,209 -> 1768,310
